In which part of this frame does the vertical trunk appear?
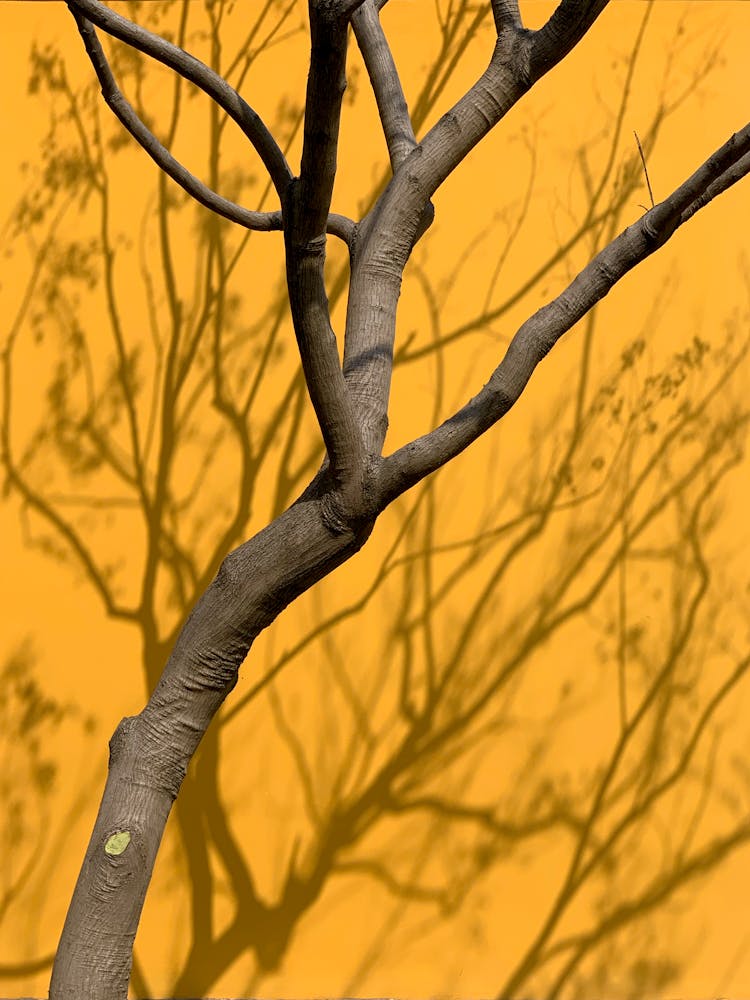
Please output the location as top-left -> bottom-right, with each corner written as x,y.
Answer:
50,496 -> 373,999
49,717 -> 178,998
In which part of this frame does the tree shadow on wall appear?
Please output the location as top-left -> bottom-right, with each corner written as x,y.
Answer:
2,2 -> 750,997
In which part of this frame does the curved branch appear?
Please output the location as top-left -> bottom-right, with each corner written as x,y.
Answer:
352,0 -> 416,169
68,12 -> 357,244
529,0 -> 609,79
66,0 -> 292,200
71,10 -> 282,229
284,0 -> 365,490
341,0 -> 611,459
379,122 -> 750,502
326,212 -> 357,244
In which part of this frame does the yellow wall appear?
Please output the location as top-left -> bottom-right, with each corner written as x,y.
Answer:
1,1 -> 750,997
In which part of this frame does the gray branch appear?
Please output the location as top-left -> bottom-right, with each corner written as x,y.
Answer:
69,10 -> 356,243
378,122 -> 750,502
69,11 -> 282,232
66,0 -> 292,200
342,0 -> 611,458
352,0 -> 416,170
284,0 -> 367,493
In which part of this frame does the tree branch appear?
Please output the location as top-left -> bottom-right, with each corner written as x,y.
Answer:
296,0 -> 354,243
283,0 -> 366,495
529,0 -> 609,79
70,10 -> 356,243
70,9 -> 281,230
352,0 -> 416,170
378,122 -> 750,502
680,149 -> 750,223
341,0 -> 611,458
411,0 -> 611,201
66,0 -> 292,201
491,0 -> 523,33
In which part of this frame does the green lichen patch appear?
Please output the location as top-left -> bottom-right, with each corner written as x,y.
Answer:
104,830 -> 131,856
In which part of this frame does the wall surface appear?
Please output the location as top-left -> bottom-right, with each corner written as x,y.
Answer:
1,1 -> 750,997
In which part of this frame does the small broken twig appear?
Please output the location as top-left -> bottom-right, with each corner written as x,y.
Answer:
634,129 -> 655,209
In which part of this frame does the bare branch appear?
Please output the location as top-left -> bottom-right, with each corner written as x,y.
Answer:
66,0 -> 292,200
69,11 -> 283,232
634,129 -> 655,208
491,0 -> 523,33
70,10 -> 355,244
284,0 -> 366,493
529,0 -> 610,80
340,0 -> 612,459
352,0 -> 417,169
296,0 -> 352,243
378,122 -> 750,502
680,149 -> 750,224
326,212 -> 357,244
284,234 -> 364,492
409,0 -> 611,201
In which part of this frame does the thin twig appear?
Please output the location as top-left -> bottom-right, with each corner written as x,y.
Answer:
634,129 -> 655,208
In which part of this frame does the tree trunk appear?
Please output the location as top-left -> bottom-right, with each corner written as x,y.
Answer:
50,492 -> 373,999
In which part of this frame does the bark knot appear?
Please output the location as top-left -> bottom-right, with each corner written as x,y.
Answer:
109,715 -> 138,765
319,490 -> 353,536
319,466 -> 378,545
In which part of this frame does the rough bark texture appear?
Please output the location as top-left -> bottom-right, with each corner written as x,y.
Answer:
51,496 -> 374,997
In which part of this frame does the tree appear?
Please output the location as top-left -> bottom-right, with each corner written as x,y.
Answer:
2,0 -> 750,996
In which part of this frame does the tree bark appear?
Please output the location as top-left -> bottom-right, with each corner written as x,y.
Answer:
50,492 -> 374,999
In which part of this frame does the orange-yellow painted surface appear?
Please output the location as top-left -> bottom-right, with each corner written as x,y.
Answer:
1,2 -> 750,998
